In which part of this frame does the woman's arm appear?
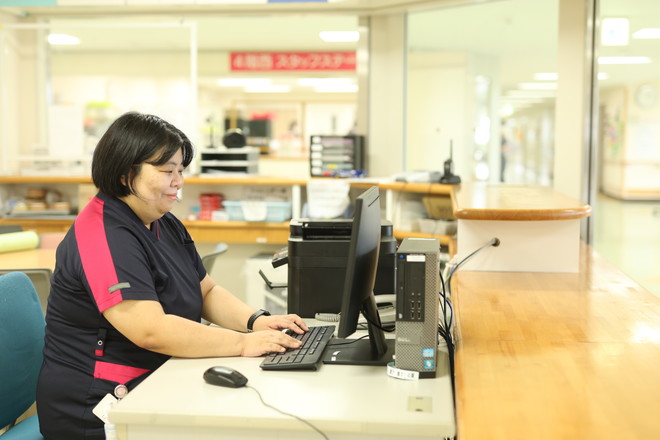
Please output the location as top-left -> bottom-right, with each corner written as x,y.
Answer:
102,296 -> 302,358
199,274 -> 308,334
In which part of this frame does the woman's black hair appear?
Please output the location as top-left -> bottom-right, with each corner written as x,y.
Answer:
91,112 -> 194,197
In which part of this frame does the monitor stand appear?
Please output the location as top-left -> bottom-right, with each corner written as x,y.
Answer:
322,338 -> 395,366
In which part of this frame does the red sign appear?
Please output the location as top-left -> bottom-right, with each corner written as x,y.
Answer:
230,52 -> 356,72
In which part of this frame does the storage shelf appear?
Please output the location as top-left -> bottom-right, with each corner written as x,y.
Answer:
0,176 -> 458,250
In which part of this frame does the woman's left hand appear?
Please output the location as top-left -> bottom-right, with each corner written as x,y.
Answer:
253,313 -> 309,334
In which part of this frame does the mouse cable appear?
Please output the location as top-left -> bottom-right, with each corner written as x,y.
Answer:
246,385 -> 329,440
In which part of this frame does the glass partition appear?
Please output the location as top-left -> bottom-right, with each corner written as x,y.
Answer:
406,0 -> 558,185
0,20 -> 197,175
594,0 -> 660,297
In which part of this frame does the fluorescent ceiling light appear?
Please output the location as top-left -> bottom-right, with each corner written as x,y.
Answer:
197,0 -> 264,4
533,72 -> 558,81
601,17 -> 629,46
598,56 -> 651,64
507,90 -> 555,98
501,97 -> 546,103
533,72 -> 608,81
245,85 -> 291,93
518,82 -> 557,90
314,84 -> 358,93
218,78 -> 271,87
298,77 -> 354,87
633,28 -> 660,39
47,33 -> 80,45
319,31 -> 359,43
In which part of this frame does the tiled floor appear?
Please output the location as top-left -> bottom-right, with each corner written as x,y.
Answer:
592,192 -> 660,299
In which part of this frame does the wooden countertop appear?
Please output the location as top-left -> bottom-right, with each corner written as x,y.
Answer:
453,183 -> 592,221
0,248 -> 56,272
453,243 -> 660,439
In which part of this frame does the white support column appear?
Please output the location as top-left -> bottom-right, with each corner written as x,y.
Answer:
554,0 -> 597,203
365,13 -> 407,178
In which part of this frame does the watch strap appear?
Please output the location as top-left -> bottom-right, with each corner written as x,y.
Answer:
247,309 -> 270,332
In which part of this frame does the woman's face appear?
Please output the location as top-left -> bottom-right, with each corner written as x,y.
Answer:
122,149 -> 185,226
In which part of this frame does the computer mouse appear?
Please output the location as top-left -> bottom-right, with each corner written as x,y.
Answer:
203,366 -> 248,388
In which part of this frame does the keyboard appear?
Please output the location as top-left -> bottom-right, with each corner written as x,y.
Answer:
260,325 -> 335,371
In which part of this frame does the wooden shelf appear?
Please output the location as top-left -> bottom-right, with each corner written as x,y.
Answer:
184,176 -> 307,186
378,181 -> 456,195
0,217 -> 75,233
0,176 -> 92,184
182,220 -> 289,244
0,176 -> 459,250
394,230 -> 456,256
0,175 -> 307,186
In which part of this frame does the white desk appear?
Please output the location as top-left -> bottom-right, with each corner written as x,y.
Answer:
109,324 -> 456,440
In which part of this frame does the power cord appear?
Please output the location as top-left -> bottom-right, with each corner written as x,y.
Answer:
246,385 -> 329,440
445,237 -> 500,303
438,237 -> 500,404
328,334 -> 369,347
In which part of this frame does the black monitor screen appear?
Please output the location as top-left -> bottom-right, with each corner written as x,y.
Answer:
323,186 -> 395,366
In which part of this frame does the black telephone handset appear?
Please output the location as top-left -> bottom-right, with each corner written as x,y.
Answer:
439,140 -> 461,184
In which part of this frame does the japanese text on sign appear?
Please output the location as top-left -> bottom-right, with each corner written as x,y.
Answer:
230,52 -> 356,72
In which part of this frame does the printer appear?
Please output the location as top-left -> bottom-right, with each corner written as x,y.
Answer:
286,218 -> 397,318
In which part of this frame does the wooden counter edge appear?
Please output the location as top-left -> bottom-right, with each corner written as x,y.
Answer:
454,204 -> 592,221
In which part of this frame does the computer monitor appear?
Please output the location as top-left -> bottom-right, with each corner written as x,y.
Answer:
323,186 -> 395,366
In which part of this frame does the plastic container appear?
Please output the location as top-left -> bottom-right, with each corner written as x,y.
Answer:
223,201 -> 292,222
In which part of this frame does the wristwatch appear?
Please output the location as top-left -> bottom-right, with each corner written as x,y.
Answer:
247,309 -> 270,332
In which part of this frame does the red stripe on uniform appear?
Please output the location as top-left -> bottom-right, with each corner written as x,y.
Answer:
94,360 -> 150,384
75,196 -> 124,312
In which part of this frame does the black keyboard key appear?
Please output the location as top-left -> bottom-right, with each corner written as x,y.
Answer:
260,325 -> 335,371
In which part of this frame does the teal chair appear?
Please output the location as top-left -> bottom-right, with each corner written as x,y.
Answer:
0,272 -> 45,440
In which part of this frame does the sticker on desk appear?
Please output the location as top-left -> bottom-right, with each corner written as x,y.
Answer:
387,362 -> 419,380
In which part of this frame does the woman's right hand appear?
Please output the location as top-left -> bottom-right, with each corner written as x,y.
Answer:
240,329 -> 302,357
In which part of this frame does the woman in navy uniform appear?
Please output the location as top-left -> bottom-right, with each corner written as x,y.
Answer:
36,112 -> 307,440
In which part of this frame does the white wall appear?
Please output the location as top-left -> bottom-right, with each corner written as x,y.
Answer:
406,52 -> 468,178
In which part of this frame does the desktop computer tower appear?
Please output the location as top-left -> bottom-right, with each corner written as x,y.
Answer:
395,238 -> 440,378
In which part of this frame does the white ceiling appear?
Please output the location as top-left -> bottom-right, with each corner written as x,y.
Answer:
3,0 -> 660,99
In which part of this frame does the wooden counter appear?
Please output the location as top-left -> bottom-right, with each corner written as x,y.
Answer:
453,243 -> 660,440
453,184 -> 592,272
453,184 -> 592,221
0,248 -> 56,272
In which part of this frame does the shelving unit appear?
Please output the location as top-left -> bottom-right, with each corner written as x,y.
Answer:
0,175 -> 458,250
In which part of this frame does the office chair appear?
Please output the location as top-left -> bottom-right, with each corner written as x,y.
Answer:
0,270 -> 51,316
200,243 -> 228,325
0,272 -> 46,440
201,242 -> 229,274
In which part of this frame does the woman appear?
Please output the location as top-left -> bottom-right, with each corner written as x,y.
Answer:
36,112 -> 307,440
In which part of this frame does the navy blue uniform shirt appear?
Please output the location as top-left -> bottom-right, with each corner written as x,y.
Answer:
37,192 -> 206,440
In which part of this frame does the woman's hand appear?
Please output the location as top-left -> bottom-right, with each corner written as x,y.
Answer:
240,329 -> 303,357
252,313 -> 309,334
